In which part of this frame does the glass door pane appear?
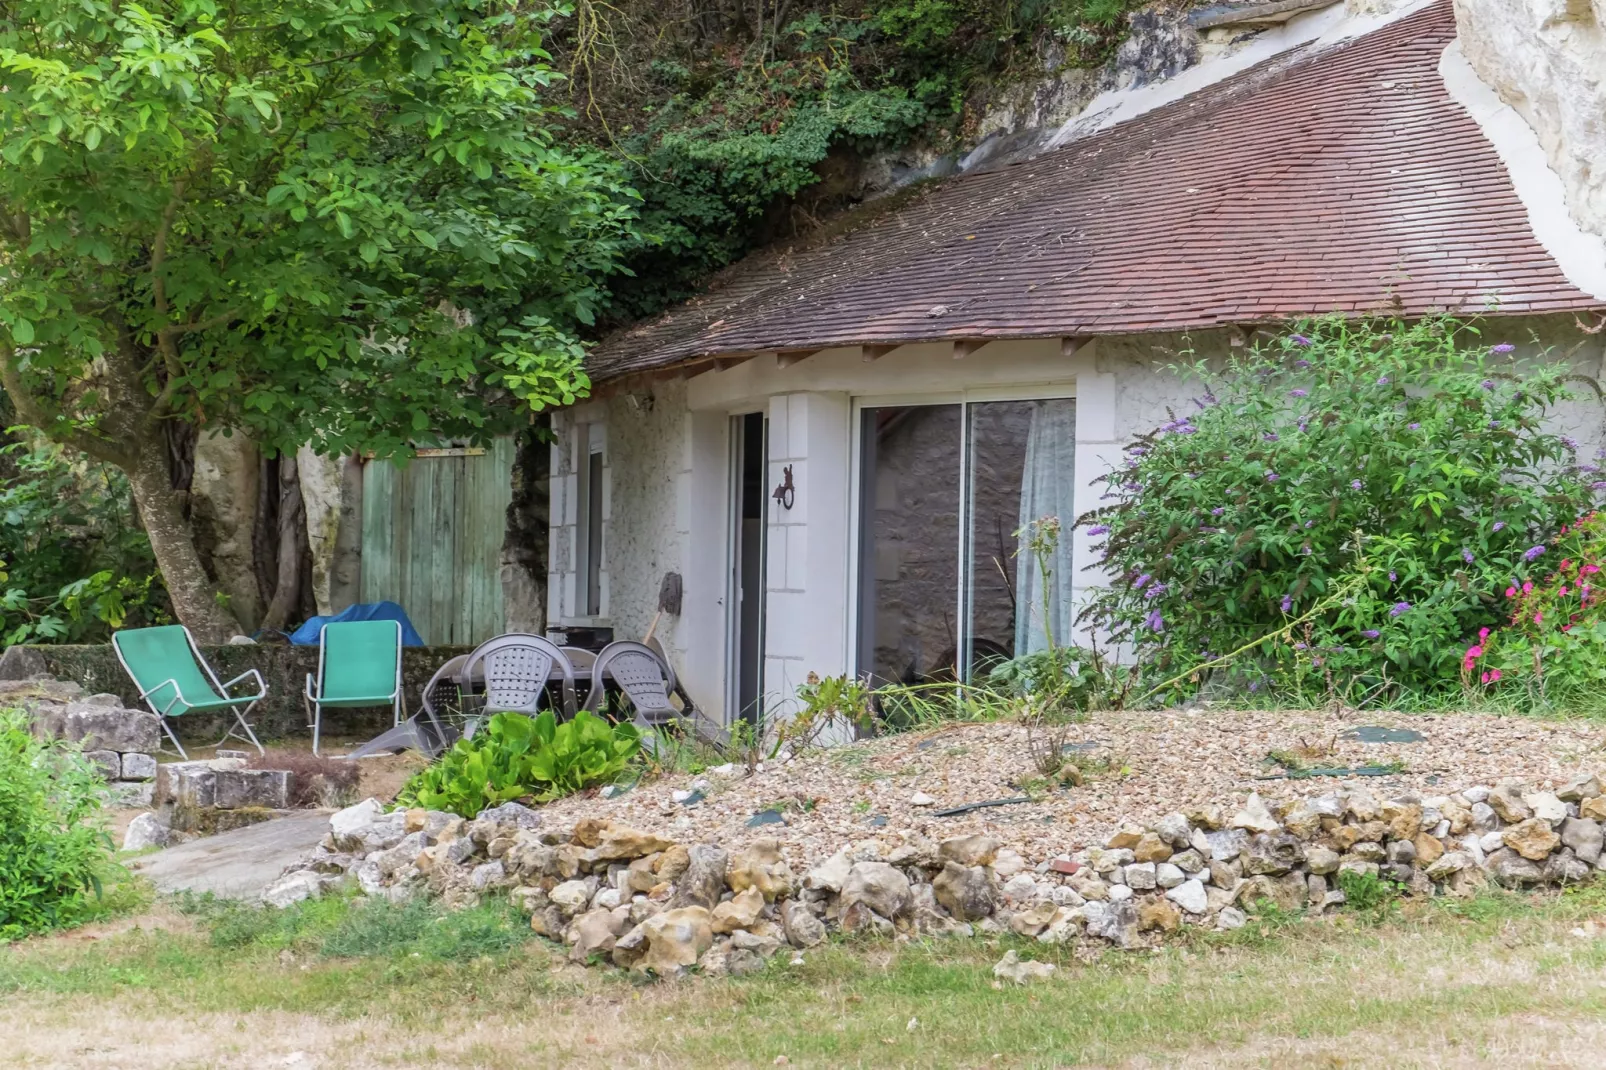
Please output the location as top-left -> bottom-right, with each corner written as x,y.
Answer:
964,399 -> 1076,676
857,404 -> 962,686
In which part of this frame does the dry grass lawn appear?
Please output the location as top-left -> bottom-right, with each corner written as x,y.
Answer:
6,884 -> 1606,1069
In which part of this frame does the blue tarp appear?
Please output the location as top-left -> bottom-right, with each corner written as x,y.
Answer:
289,601 -> 426,647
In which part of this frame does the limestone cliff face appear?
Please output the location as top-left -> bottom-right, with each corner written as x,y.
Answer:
1454,0 -> 1606,237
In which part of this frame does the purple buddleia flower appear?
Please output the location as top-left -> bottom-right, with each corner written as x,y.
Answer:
1525,545 -> 1546,561
1389,571 -> 1397,582
1265,471 -> 1279,483
1294,359 -> 1311,369
1489,420 -> 1501,429
1351,479 -> 1364,490
1087,524 -> 1109,536
1280,593 -> 1292,613
1263,431 -> 1279,442
1292,334 -> 1312,346
1289,388 -> 1308,397
1592,481 -> 1606,491
1493,521 -> 1506,532
1562,436 -> 1579,450
1211,506 -> 1225,516
1297,419 -> 1309,433
1293,642 -> 1307,651
1408,422 -> 1420,430
1145,583 -> 1167,600
1377,376 -> 1390,385
1144,609 -> 1164,632
1304,520 -> 1315,528
1480,379 -> 1495,391
1463,548 -> 1475,564
1133,573 -> 1151,589
1362,629 -> 1381,639
1390,602 -> 1411,616
1491,343 -> 1515,354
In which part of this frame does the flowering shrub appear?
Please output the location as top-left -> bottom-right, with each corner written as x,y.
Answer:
1080,316 -> 1596,696
1466,512 -> 1606,698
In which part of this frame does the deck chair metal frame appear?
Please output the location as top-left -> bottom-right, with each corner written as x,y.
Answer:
304,619 -> 404,756
582,640 -> 684,726
112,624 -> 267,760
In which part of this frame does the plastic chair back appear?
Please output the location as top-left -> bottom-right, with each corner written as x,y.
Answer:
463,634 -> 575,716
585,640 -> 678,721
318,620 -> 401,704
113,625 -> 223,717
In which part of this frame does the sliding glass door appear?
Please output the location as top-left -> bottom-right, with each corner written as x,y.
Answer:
857,397 -> 1076,686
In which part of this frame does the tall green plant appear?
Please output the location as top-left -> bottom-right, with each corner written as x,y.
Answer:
1081,317 -> 1598,696
0,708 -> 113,940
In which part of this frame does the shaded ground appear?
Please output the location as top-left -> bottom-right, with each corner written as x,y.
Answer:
126,811 -> 330,898
5,885 -> 1606,1068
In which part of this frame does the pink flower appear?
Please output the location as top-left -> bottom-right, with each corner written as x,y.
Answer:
1563,559 -> 1574,571
1523,582 -> 1534,594
1505,587 -> 1517,598
1560,586 -> 1569,596
1491,668 -> 1503,681
1465,645 -> 1483,659
1535,612 -> 1544,624
1585,564 -> 1601,575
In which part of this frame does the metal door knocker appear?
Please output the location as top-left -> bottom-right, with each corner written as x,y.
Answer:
772,464 -> 795,510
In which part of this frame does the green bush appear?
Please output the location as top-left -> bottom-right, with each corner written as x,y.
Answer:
1081,316 -> 1596,699
396,710 -> 641,818
0,707 -> 114,939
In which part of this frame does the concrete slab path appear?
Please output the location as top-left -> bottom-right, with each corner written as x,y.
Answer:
129,811 -> 329,900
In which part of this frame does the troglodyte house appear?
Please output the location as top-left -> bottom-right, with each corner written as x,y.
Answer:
545,0 -> 1606,725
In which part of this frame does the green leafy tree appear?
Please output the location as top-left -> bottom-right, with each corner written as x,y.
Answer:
0,0 -> 640,639
1081,317 -> 1598,697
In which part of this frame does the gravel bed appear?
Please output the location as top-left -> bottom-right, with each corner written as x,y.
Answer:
536,709 -> 1605,870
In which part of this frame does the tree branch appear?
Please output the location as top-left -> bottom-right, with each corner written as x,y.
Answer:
150,179 -> 187,318
0,344 -> 134,468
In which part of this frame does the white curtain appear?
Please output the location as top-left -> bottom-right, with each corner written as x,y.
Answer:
1014,400 -> 1077,655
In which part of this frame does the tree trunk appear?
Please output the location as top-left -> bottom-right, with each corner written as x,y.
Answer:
126,441 -> 243,644
261,455 -> 305,632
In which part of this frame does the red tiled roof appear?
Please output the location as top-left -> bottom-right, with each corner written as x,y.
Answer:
589,2 -> 1603,383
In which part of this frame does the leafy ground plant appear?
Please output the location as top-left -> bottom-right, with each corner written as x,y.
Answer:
1082,315 -> 1597,701
0,707 -> 115,939
396,710 -> 641,818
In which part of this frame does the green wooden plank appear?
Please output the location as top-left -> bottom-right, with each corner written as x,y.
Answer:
434,455 -> 461,644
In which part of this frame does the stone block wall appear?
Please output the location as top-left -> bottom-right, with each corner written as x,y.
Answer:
2,641 -> 473,740
3,676 -> 160,807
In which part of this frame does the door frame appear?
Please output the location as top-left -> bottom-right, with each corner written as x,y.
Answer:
725,411 -> 768,726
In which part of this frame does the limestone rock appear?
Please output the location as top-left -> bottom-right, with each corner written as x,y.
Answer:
1083,898 -> 1139,948
120,753 -> 157,781
1502,818 -> 1561,862
1185,804 -> 1224,830
669,845 -> 729,910
727,839 -> 794,901
805,850 -> 853,893
568,907 -> 631,962
1544,848 -> 1594,884
1168,849 -> 1205,874
711,886 -> 766,934
1560,817 -> 1604,864
1154,863 -> 1185,890
1425,851 -> 1473,881
1166,878 -> 1208,915
1486,847 -> 1545,887
993,950 -> 1056,985
932,862 -> 996,921
59,705 -> 161,753
469,861 -> 506,892
781,900 -> 827,948
84,750 -> 119,779
637,907 -> 714,975
122,812 -> 172,852
262,870 -> 335,909
1205,829 -> 1250,862
477,801 -> 542,831
1137,895 -> 1181,932
655,844 -> 692,883
1216,906 -> 1248,931
1123,862 -> 1157,891
1557,772 -> 1602,803
1305,846 -> 1340,875
1583,796 -> 1606,822
842,861 -> 913,919
1153,813 -> 1192,848
1010,901 -> 1059,936
991,848 -> 1026,879
551,880 -> 593,915
1243,832 -> 1305,876
592,823 -> 677,863
1488,785 -> 1532,824
1132,832 -> 1173,863
1413,833 -> 1445,868
1523,792 -> 1567,826
1105,823 -> 1144,849
939,834 -> 1000,868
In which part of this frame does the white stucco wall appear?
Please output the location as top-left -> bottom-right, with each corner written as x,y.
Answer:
554,316 -> 1606,722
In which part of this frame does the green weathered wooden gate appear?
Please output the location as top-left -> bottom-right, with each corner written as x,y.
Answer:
359,439 -> 515,646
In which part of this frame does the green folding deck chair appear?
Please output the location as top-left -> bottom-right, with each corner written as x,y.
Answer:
112,625 -> 268,759
304,619 -> 404,756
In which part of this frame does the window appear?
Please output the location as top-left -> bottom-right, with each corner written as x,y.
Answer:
857,397 -> 1075,685
575,423 -> 606,617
